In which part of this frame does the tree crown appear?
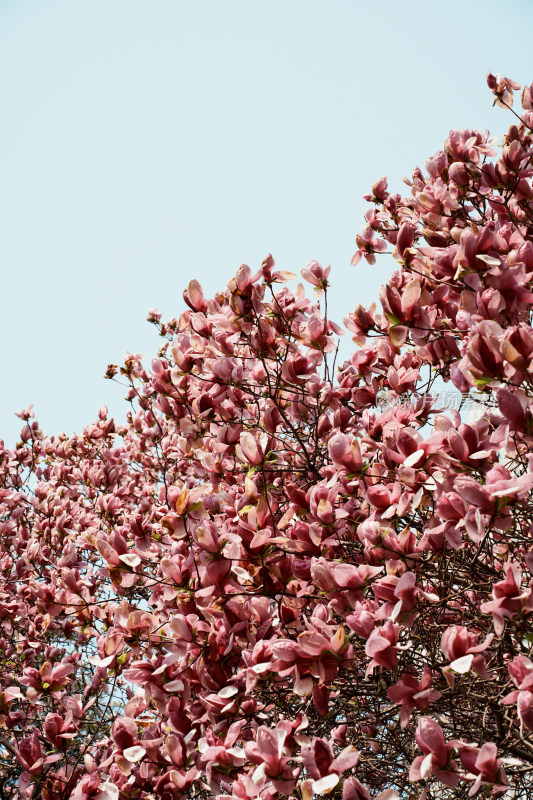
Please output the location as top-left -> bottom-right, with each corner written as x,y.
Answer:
1,73 -> 533,800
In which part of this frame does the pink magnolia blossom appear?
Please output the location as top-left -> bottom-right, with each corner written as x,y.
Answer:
440,625 -> 493,683
365,620 -> 400,672
459,742 -> 508,796
480,562 -> 533,635
409,718 -> 460,788
301,261 -> 331,293
387,667 -> 441,727
501,655 -> 533,730
244,725 -> 294,788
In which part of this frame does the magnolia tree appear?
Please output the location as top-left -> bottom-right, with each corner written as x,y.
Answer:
2,74 -> 533,800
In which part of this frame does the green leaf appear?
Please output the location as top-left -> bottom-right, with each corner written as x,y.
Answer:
385,312 -> 402,325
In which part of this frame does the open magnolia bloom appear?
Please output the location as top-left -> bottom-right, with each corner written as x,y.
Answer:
3,75 -> 533,799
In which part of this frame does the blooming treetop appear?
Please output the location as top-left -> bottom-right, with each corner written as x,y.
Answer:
1,74 -> 533,799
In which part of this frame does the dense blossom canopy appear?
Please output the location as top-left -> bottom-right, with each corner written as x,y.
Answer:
2,75 -> 533,799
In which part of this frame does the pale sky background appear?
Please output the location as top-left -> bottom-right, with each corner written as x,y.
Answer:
2,0 -> 533,444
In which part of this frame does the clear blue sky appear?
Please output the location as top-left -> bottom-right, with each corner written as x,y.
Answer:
2,0 -> 532,444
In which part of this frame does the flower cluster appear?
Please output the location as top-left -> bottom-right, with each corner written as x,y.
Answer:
1,76 -> 533,799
